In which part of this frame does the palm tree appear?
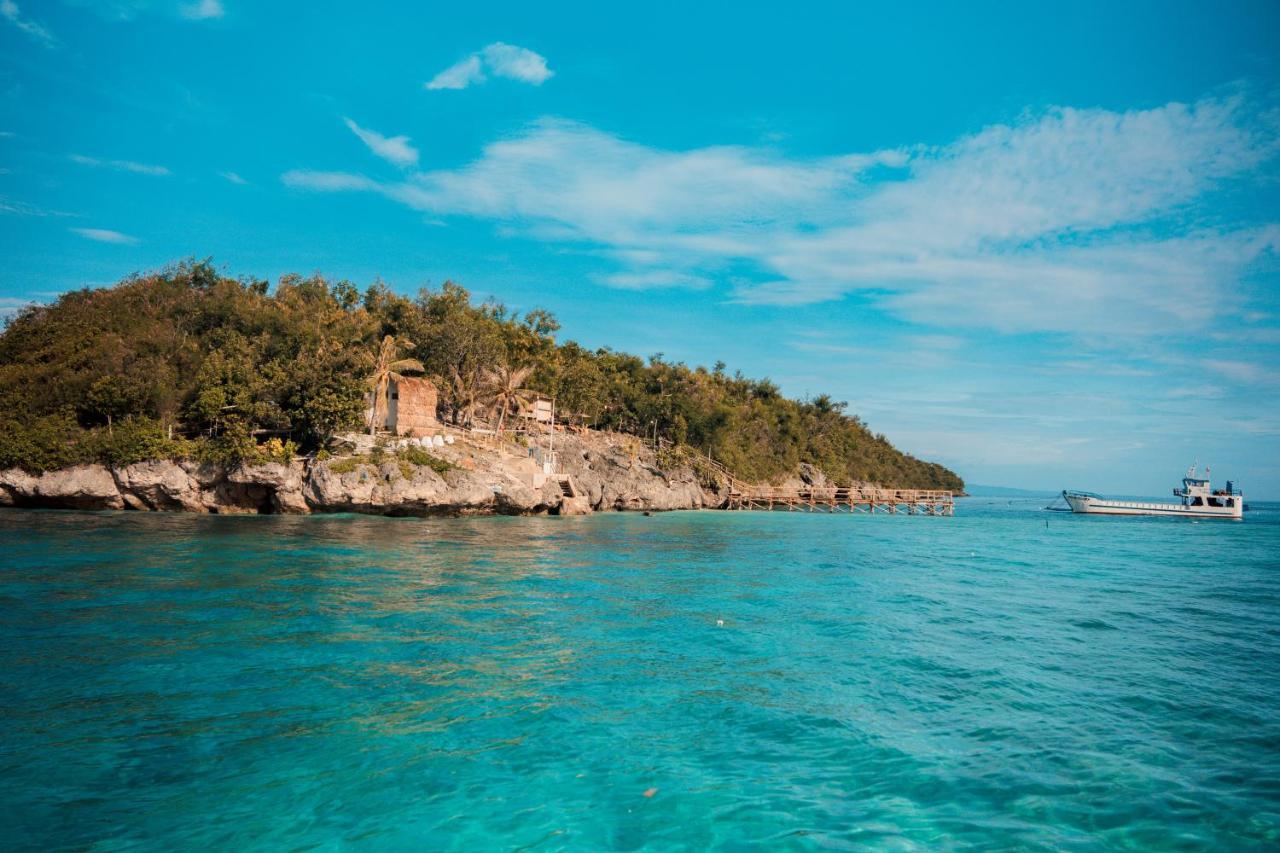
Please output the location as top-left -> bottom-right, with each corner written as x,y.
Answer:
367,335 -> 425,435
447,364 -> 482,427
482,364 -> 535,435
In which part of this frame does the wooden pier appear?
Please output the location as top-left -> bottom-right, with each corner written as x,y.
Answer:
723,486 -> 955,516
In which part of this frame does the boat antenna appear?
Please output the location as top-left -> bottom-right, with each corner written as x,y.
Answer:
1186,459 -> 1197,479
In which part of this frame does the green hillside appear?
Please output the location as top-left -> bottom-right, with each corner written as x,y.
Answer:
0,261 -> 963,491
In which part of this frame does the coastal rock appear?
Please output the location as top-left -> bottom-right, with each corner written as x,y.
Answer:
554,433 -> 705,512
305,462 -> 387,512
0,427 -> 714,516
377,466 -> 490,515
303,458 -> 564,516
0,464 -> 126,510
111,460 -> 204,511
493,477 -> 565,515
228,462 -> 308,514
0,468 -> 38,507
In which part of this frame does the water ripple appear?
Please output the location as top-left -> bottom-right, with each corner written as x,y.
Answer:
1,501 -> 1278,848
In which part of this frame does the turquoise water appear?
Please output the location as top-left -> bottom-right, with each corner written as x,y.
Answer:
2,500 -> 1278,850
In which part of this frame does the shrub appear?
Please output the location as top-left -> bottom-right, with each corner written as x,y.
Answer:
195,422 -> 262,466
399,445 -> 453,474
92,416 -> 196,467
327,456 -> 366,475
0,411 -> 85,472
260,437 -> 297,464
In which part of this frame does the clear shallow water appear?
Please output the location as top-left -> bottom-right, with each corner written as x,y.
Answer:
1,500 -> 1278,850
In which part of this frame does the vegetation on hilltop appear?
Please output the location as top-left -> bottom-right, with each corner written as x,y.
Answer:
0,261 -> 963,490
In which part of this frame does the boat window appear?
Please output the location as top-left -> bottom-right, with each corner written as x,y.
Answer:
1191,496 -> 1203,506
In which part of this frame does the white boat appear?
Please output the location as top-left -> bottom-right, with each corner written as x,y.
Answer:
1063,465 -> 1244,519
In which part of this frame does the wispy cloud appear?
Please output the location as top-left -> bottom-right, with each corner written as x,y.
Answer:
71,227 -> 139,245
343,117 -> 418,168
70,153 -> 171,176
282,170 -> 378,192
426,56 -> 484,91
425,42 -> 553,91
0,296 -> 38,321
283,94 -> 1278,339
220,170 -> 246,185
481,43 -> 554,85
598,270 -> 713,290
1206,359 -> 1274,385
1,0 -> 56,47
0,196 -> 74,217
180,0 -> 223,19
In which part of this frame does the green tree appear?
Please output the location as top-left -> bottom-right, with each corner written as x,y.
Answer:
482,364 -> 534,435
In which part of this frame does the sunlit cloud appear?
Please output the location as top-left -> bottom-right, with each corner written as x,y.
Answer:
70,227 -> 139,244
597,270 -> 713,290
283,93 -> 1279,339
70,153 -> 170,176
0,196 -> 74,217
180,0 -> 223,20
425,42 -> 553,90
1,0 -> 56,47
0,296 -> 38,320
282,170 -> 377,192
343,117 -> 418,168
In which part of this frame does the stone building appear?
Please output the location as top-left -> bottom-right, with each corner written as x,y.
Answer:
378,376 -> 439,436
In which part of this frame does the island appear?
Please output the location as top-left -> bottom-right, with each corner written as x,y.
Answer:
0,261 -> 963,515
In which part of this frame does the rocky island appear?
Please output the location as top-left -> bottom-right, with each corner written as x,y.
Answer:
0,261 -> 962,514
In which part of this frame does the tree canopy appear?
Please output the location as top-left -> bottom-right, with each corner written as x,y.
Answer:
0,260 -> 963,491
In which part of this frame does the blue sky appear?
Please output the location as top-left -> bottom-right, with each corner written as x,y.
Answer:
2,1 -> 1279,497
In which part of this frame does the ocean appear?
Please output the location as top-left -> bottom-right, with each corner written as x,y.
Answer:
2,499 -> 1278,849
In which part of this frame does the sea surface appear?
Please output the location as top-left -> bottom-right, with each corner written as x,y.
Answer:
2,499 -> 1278,850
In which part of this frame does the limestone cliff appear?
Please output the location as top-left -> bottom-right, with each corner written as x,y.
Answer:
0,429 -> 719,517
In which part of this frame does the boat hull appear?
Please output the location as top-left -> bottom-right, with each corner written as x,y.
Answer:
1064,494 -> 1242,519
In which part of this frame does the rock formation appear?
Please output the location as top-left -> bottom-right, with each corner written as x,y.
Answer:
0,429 -> 724,517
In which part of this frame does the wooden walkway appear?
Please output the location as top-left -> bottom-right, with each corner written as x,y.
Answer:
724,486 -> 955,515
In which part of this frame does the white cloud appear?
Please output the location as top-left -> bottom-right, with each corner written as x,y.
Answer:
425,42 -> 552,91
282,170 -> 379,192
1206,359 -> 1273,384
426,56 -> 485,91
284,94 -> 1279,338
180,0 -> 223,20
71,154 -> 170,176
0,196 -> 73,217
343,117 -> 418,168
598,270 -> 713,290
1,0 -> 56,47
220,170 -> 246,184
0,296 -> 38,321
481,43 -> 553,85
71,227 -> 139,245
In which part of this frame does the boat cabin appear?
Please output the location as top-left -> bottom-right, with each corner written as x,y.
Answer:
1174,472 -> 1241,510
